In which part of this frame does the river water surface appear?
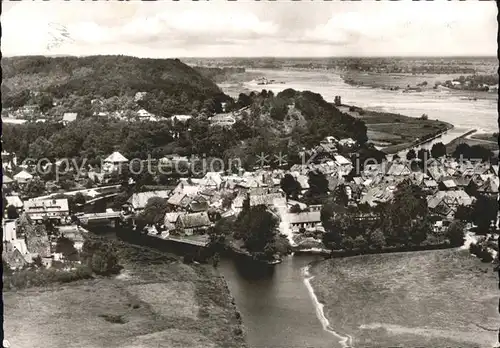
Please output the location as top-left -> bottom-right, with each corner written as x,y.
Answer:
216,68 -> 498,348
221,68 -> 497,133
219,255 -> 348,348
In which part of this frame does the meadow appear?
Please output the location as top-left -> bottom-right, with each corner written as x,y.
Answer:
337,105 -> 452,150
310,249 -> 497,347
3,238 -> 247,348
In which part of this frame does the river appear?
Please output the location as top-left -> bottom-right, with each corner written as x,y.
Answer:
216,68 -> 498,348
219,255 -> 349,348
221,68 -> 497,133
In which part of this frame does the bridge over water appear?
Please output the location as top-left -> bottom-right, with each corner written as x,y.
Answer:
79,211 -> 122,226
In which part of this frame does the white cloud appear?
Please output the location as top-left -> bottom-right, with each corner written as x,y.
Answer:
1,1 -> 496,57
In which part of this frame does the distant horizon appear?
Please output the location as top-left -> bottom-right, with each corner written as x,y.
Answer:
4,54 -> 498,60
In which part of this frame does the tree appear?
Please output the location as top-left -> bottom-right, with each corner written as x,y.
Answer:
471,195 -> 497,233
32,255 -> 44,268
74,192 -> 86,206
56,236 -> 79,261
113,191 -> 131,210
233,120 -> 253,140
469,145 -> 493,162
24,179 -> 46,197
380,181 -> 429,246
446,221 -> 466,247
6,205 -> 19,219
369,229 -> 386,249
280,174 -> 302,199
410,217 -> 430,245
140,197 -> 169,227
455,205 -> 473,223
430,142 -> 447,158
81,239 -> 120,275
28,136 -> 54,159
269,98 -> 288,121
212,252 -> 220,268
237,93 -> 252,108
333,184 -> 349,207
452,143 -> 471,160
307,170 -> 329,197
352,235 -> 368,250
37,93 -> 54,113
235,204 -> 278,260
290,204 -> 302,214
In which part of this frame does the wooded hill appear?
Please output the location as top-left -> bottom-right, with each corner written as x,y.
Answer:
1,55 -> 231,116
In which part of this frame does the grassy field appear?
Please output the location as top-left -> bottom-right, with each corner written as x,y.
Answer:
338,105 -> 451,149
342,71 -> 463,90
3,238 -> 247,348
471,132 -> 499,143
310,249 -> 497,347
447,136 -> 499,154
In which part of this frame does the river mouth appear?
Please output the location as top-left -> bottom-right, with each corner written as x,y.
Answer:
218,255 -> 346,348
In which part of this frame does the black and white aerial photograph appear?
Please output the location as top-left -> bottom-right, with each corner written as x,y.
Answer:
1,1 -> 499,347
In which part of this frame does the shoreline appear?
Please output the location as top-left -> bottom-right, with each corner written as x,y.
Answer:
338,103 -> 455,153
302,265 -> 353,348
304,249 -> 497,347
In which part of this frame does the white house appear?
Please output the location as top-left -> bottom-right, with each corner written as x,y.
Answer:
13,170 -> 33,184
338,138 -> 357,149
170,115 -> 192,123
288,211 -> 322,231
127,190 -> 171,213
24,198 -> 69,223
136,109 -> 156,121
103,151 -> 129,172
210,114 -> 236,127
62,112 -> 78,124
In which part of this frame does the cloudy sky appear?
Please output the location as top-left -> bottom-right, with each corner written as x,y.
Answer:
2,0 -> 497,58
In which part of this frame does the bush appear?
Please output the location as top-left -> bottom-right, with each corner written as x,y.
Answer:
445,221 -> 465,247
470,242 -> 494,263
98,314 -> 127,324
82,239 -> 121,275
3,266 -> 94,291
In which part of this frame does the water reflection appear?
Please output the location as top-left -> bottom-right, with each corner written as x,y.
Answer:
219,255 -> 341,348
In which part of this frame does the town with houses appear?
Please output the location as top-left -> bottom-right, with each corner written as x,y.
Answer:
2,123 -> 499,269
2,91 -> 240,127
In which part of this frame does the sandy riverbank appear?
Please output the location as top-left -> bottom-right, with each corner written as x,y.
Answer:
307,249 -> 497,347
302,265 -> 353,348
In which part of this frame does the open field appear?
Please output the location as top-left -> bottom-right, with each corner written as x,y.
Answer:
447,136 -> 499,154
310,249 -> 497,347
471,132 -> 499,143
343,71 -> 464,90
3,238 -> 247,348
338,105 -> 451,149
342,71 -> 498,101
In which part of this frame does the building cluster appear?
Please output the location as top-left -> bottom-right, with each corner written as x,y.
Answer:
3,132 -> 499,268
1,200 -> 84,270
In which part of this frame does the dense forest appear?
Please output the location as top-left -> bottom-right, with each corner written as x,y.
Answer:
193,66 -> 246,83
3,88 -> 369,170
1,55 -> 231,117
2,55 -> 369,169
